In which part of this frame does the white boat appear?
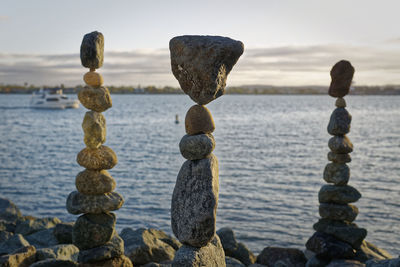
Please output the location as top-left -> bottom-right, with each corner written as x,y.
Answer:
30,88 -> 79,109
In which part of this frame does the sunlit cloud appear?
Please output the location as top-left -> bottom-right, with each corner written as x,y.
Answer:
0,44 -> 399,87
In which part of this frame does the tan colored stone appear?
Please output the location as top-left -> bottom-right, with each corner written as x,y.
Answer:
78,86 -> 112,112
185,105 -> 215,135
83,71 -> 104,88
79,255 -> 133,267
0,245 -> 36,267
76,170 -> 116,195
335,97 -> 346,108
77,146 -> 117,170
82,111 -> 106,149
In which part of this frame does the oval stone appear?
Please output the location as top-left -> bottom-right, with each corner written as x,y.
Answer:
323,163 -> 350,185
78,86 -> 112,112
83,71 -> 104,88
335,98 -> 346,108
66,191 -> 124,215
185,105 -> 215,135
328,136 -> 353,154
328,60 -> 354,98
80,31 -> 104,69
327,152 -> 351,164
75,170 -> 116,195
179,134 -> 215,160
319,203 -> 358,222
319,185 -> 361,204
73,213 -> 115,250
77,146 -> 117,170
82,111 -> 106,149
327,108 -> 351,136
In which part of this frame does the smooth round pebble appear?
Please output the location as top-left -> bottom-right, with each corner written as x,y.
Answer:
75,170 -> 116,195
185,105 -> 215,135
179,134 -> 215,160
78,86 -> 112,112
327,108 -> 351,136
83,71 -> 104,88
335,98 -> 346,108
77,145 -> 117,170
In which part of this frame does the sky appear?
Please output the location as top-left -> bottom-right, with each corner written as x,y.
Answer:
0,0 -> 399,87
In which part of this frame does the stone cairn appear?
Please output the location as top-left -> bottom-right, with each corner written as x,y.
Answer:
169,35 -> 243,266
306,60 -> 367,265
66,31 -> 132,267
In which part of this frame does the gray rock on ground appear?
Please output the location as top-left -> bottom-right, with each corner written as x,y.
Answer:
226,256 -> 246,267
366,257 -> 400,267
171,154 -> 219,247
25,228 -> 58,248
170,35 -> 244,105
0,234 -> 30,255
36,244 -> 79,261
78,234 -> 124,263
0,231 -> 13,243
0,198 -> 22,222
0,245 -> 36,267
327,259 -> 365,266
256,247 -> 307,267
66,191 -> 124,214
15,217 -> 61,236
53,222 -> 74,244
80,31 -> 104,69
172,235 -> 226,267
355,241 -> 392,262
30,259 -> 79,267
306,232 -> 356,260
179,134 -> 215,160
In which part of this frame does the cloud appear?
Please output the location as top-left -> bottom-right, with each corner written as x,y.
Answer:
0,16 -> 9,21
0,44 -> 399,87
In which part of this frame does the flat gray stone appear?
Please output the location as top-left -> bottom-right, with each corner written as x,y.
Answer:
80,31 -> 104,69
172,235 -> 225,267
319,185 -> 361,204
72,212 -> 115,250
226,256 -> 245,267
66,191 -> 124,215
329,136 -> 353,154
0,198 -> 22,222
25,228 -> 58,248
327,108 -> 352,136
323,163 -> 350,185
82,111 -> 106,149
179,134 -> 215,160
36,244 -> 79,261
78,234 -> 124,263
15,217 -> 61,236
171,154 -> 219,247
0,234 -> 29,255
306,232 -> 356,260
328,152 -> 351,164
319,203 -> 358,222
53,222 -> 74,244
170,35 -> 244,105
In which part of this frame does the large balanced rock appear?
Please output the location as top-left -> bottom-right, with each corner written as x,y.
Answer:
66,191 -> 124,214
256,247 -> 307,267
120,228 -> 177,266
82,111 -> 106,149
169,35 -> 244,105
172,235 -> 225,267
0,245 -> 36,267
171,154 -> 219,247
319,185 -> 361,204
0,198 -> 22,222
328,60 -> 355,98
179,134 -> 215,160
75,170 -> 116,195
80,31 -> 104,69
77,145 -> 117,170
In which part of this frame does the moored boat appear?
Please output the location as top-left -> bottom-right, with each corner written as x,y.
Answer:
30,88 -> 79,109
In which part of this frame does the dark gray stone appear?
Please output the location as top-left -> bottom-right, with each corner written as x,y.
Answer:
327,108 -> 352,136
328,136 -> 353,154
171,154 -> 219,247
25,228 -> 58,248
306,232 -> 356,260
319,203 -> 358,222
172,235 -> 225,267
306,255 -> 330,267
256,247 -> 307,267
328,152 -> 351,163
78,234 -> 124,263
120,227 -> 176,266
226,256 -> 246,267
0,221 -> 16,232
231,243 -> 256,266
328,60 -> 355,98
30,259 -> 79,267
80,31 -> 104,69
53,222 -> 74,244
179,134 -> 215,160
170,35 -> 244,105
366,258 -> 400,267
319,185 -> 361,204
72,212 -> 115,250
66,191 -> 124,215
15,217 -> 61,236
327,259 -> 365,267
0,231 -> 13,243
323,163 -> 350,185
0,198 -> 21,222
217,227 -> 238,253
0,234 -> 29,255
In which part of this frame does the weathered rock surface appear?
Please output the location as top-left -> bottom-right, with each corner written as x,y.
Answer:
185,105 -> 215,135
0,231 -> 13,243
31,259 -> 79,267
328,60 -> 355,98
0,245 -> 36,267
66,191 -> 124,215
319,185 -> 361,204
15,217 -> 61,236
256,247 -> 307,267
80,31 -> 104,69
77,145 -> 117,170
79,255 -> 133,267
120,228 -> 177,266
319,203 -> 358,222
170,35 -> 244,105
323,163 -> 350,185
328,136 -> 353,154
78,234 -> 123,263
335,98 -> 346,108
306,255 -> 330,267
25,228 -> 58,248
171,154 -> 219,247
226,256 -> 245,267
82,111 -> 106,149
53,222 -> 74,244
327,108 -> 352,135
0,221 -> 16,233
0,198 -> 22,222
217,228 -> 255,266
172,235 -> 225,267
327,259 -> 365,267
36,244 -> 79,261
328,152 -> 351,164
78,86 -> 112,112
366,257 -> 400,267
75,170 -> 115,195
179,134 -> 215,160
355,241 -> 392,262
73,213 -> 115,250
306,232 -> 356,260
84,71 -> 104,88
0,234 -> 30,255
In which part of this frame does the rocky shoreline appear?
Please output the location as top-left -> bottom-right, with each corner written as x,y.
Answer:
0,197 -> 398,267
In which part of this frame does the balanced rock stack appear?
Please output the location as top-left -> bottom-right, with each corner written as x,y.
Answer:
66,31 -> 131,267
306,60 -> 367,265
169,35 -> 243,267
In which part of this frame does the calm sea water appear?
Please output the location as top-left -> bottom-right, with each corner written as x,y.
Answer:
0,94 -> 399,256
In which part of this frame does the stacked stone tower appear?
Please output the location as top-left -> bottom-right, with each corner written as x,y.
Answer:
169,35 -> 243,266
66,31 -> 132,266
306,60 -> 367,264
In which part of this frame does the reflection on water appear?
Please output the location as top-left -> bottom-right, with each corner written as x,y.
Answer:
0,94 -> 399,255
